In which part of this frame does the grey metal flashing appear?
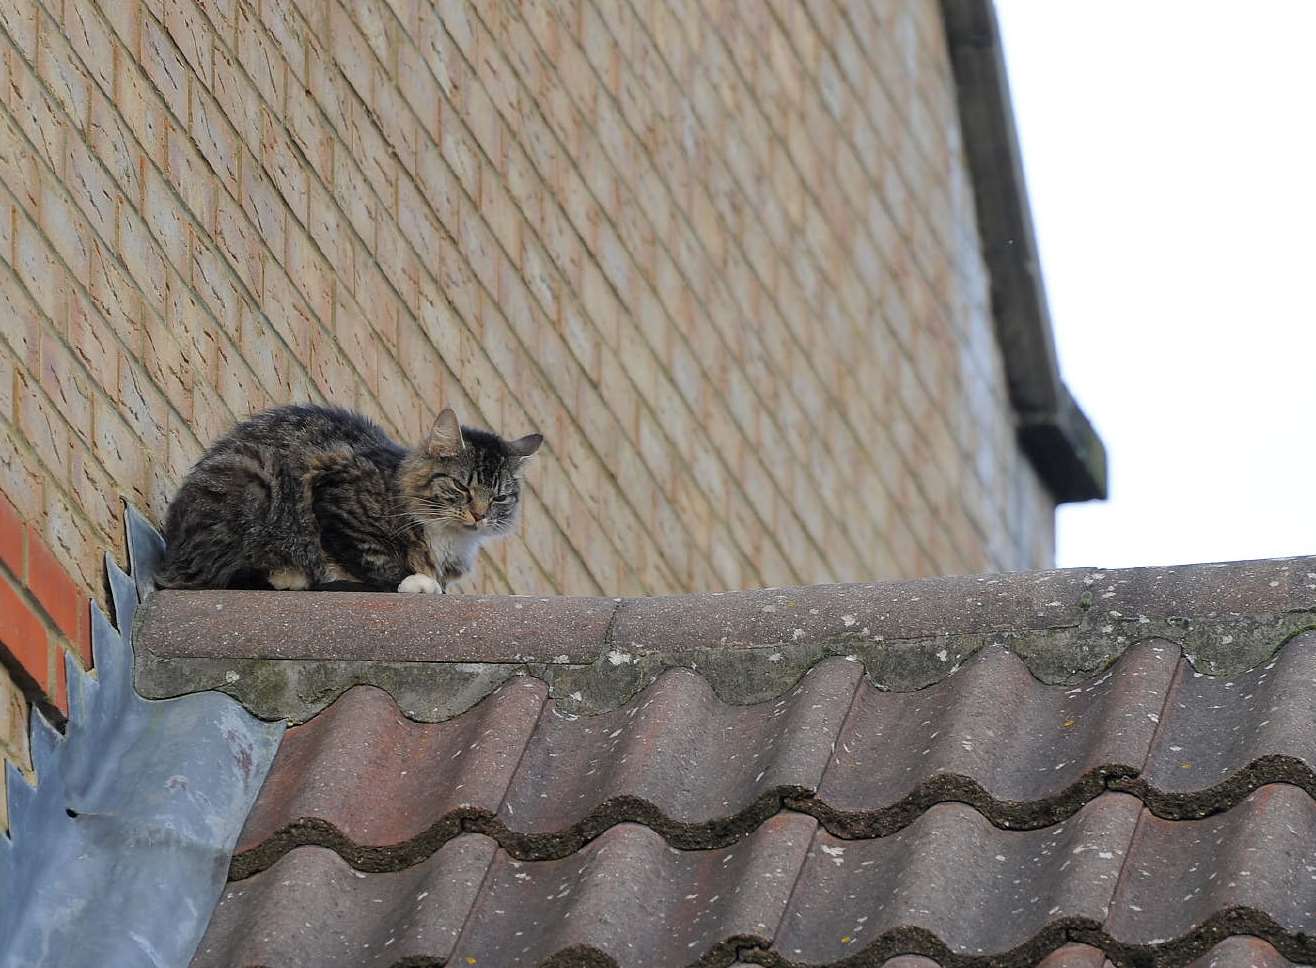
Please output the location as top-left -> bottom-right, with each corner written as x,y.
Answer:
940,0 -> 1108,502
125,501 -> 166,604
0,514 -> 284,968
132,556 -> 1316,724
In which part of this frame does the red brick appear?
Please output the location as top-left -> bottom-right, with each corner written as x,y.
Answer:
25,526 -> 79,642
53,643 -> 67,714
0,575 -> 48,691
0,495 -> 25,580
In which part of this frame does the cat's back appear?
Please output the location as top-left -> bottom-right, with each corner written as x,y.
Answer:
203,404 -> 401,465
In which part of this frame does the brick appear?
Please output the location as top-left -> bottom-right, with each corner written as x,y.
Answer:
166,119 -> 213,221
332,285 -> 379,392
0,349 -> 11,424
261,110 -> 308,221
284,80 -> 333,182
25,525 -> 79,642
238,310 -> 293,402
283,224 -> 333,326
117,354 -> 168,455
0,662 -> 32,774
37,14 -> 92,129
308,322 -> 354,400
240,153 -> 286,261
87,90 -> 143,204
63,135 -> 117,245
92,394 -> 147,497
115,58 -> 169,173
12,218 -> 66,324
215,338 -> 269,417
0,574 -> 48,691
259,260 -> 314,361
142,309 -> 194,416
52,642 -> 67,714
306,181 -> 353,283
258,0 -> 306,83
0,0 -> 37,61
236,4 -> 285,108
190,81 -> 240,195
330,146 -> 377,244
161,0 -> 213,85
142,165 -> 189,273
69,446 -> 119,559
212,190 -> 262,294
0,420 -> 45,521
0,493 -> 24,580
42,488 -> 97,625
15,369 -> 71,483
212,43 -> 262,151
38,332 -> 93,444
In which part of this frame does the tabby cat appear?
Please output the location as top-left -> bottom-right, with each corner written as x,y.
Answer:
156,404 -> 542,593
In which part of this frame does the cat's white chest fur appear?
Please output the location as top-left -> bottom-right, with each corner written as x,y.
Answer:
397,523 -> 485,594
427,523 -> 482,574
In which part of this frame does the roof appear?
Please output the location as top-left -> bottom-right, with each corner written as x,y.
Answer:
5,509 -> 1315,966
940,0 -> 1107,502
134,553 -> 1315,966
190,641 -> 1316,967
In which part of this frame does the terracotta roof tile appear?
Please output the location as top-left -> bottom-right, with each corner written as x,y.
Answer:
497,659 -> 862,837
235,678 -> 546,859
1108,785 -> 1316,945
1184,936 -> 1299,967
192,838 -> 494,968
776,795 -> 1141,961
452,816 -> 815,968
814,641 -> 1174,820
1142,632 -> 1316,796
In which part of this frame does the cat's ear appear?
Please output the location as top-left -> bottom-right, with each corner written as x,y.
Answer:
424,408 -> 464,458
507,433 -> 543,459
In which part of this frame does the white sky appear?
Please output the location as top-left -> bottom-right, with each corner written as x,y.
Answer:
994,2 -> 1316,569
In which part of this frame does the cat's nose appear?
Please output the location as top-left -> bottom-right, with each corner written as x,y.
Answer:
469,506 -> 485,522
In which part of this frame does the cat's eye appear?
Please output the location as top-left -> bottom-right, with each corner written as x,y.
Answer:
493,493 -> 515,503
429,472 -> 470,496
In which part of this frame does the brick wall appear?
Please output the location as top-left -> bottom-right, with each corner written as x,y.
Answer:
0,0 -> 1056,788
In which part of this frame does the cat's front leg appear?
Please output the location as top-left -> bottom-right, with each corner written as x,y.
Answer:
398,573 -> 444,594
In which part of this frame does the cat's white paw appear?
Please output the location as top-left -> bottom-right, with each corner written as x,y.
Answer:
269,568 -> 310,590
398,573 -> 443,594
